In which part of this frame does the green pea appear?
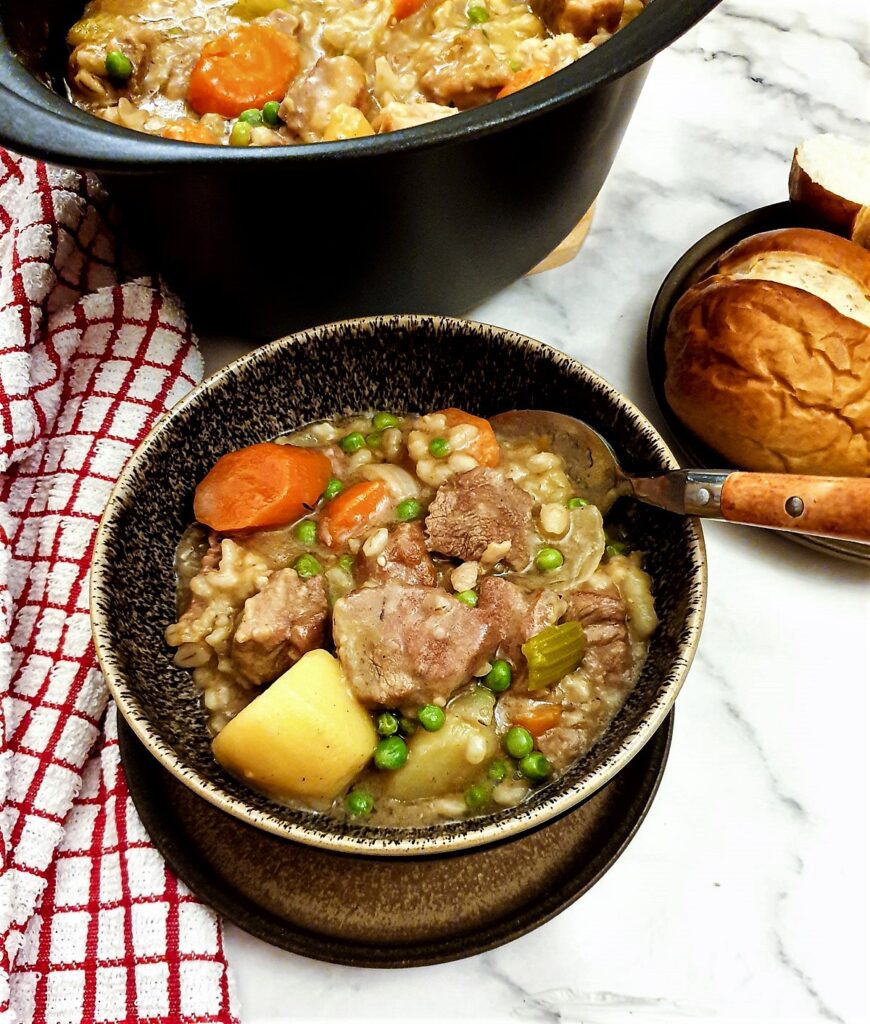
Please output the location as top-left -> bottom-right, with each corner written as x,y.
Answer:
337,553 -> 355,573
262,100 -> 281,126
395,498 -> 423,522
294,553 -> 322,579
508,57 -> 522,72
566,497 -> 589,509
456,590 -> 478,607
518,751 -> 552,783
428,437 -> 450,458
483,659 -> 512,692
238,108 -> 263,126
487,759 -> 510,783
229,121 -> 252,147
366,431 -> 382,449
345,789 -> 374,816
465,783 -> 489,809
323,477 -> 344,501
374,735 -> 408,770
398,716 -> 417,736
418,705 -> 446,732
604,528 -> 630,553
372,412 -> 400,430
340,431 -> 366,453
504,726 -> 534,760
294,520 -> 317,545
467,4 -> 489,22
377,711 -> 399,736
535,546 -> 564,572
105,50 -> 133,81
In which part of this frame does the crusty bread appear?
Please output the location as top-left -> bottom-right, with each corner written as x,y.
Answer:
789,134 -> 870,249
664,228 -> 870,476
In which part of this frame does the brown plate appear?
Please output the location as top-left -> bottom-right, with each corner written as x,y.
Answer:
119,712 -> 673,968
647,201 -> 870,565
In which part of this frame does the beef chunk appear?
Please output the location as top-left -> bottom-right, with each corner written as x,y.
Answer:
232,569 -> 328,686
280,56 -> 366,142
477,576 -> 566,666
200,531 -> 222,572
563,584 -> 631,690
505,582 -> 633,768
419,33 -> 510,108
332,582 -> 493,708
534,724 -> 583,767
425,468 -> 534,570
530,0 -> 623,38
356,522 -> 437,587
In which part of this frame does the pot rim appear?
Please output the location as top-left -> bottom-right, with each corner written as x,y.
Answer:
0,0 -> 720,169
90,314 -> 707,856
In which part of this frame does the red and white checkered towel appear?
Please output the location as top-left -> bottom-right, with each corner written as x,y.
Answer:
0,149 -> 239,1024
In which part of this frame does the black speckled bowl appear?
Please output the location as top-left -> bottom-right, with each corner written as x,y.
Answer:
91,316 -> 706,856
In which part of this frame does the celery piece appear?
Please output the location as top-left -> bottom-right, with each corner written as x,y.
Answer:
229,0 -> 288,18
522,622 -> 585,690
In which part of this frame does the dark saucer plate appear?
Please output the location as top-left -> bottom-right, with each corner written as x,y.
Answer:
119,712 -> 673,968
647,201 -> 870,566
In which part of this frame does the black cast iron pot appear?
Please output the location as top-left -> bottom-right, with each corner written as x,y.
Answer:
0,0 -> 719,336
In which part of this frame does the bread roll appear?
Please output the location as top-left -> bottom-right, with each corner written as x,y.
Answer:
664,228 -> 870,476
789,134 -> 870,249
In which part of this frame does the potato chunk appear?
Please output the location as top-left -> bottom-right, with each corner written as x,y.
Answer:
382,688 -> 498,800
212,649 -> 377,801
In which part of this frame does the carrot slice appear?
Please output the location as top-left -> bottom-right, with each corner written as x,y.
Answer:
161,120 -> 219,145
436,408 -> 501,467
194,443 -> 331,531
393,0 -> 425,18
319,480 -> 391,549
513,704 -> 562,738
188,25 -> 299,118
496,65 -> 553,100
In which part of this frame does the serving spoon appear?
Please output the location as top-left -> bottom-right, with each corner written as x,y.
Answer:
490,410 -> 870,543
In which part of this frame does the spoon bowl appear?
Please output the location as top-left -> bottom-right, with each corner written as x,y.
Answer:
493,409 -> 870,543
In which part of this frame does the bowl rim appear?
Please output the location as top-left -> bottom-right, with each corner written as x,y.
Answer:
90,314 -> 708,856
0,0 -> 721,169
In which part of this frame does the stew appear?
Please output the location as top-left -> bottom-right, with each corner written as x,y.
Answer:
165,408 -> 657,825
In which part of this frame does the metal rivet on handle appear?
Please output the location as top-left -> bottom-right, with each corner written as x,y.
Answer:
785,496 -> 804,518
696,487 -> 711,505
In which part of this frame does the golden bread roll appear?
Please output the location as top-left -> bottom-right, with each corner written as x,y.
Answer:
664,227 -> 870,476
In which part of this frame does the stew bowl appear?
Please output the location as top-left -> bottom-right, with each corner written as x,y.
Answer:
0,0 -> 719,337
91,315 -> 707,855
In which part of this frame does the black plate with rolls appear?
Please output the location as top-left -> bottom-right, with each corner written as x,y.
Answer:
646,201 -> 870,565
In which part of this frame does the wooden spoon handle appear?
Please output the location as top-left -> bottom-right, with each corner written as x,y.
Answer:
719,473 -> 870,541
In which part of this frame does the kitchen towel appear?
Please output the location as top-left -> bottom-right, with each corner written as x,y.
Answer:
0,148 -> 239,1024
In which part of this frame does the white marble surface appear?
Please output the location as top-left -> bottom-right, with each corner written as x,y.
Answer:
204,1 -> 870,1020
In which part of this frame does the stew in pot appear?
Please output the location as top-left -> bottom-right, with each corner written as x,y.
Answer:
66,0 -> 645,145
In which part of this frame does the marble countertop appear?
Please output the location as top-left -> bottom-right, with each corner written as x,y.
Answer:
203,1 -> 870,1019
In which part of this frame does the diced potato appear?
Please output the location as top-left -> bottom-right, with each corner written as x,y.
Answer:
323,104 -> 375,141
382,693 -> 498,800
67,14 -> 122,46
212,649 -> 377,801
451,684 -> 496,726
